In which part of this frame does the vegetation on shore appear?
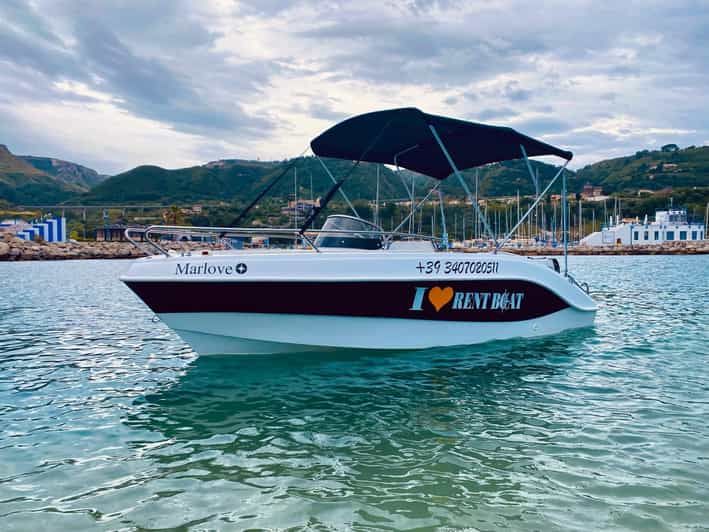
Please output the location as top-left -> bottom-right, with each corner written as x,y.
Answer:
1,143 -> 707,244
576,145 -> 709,193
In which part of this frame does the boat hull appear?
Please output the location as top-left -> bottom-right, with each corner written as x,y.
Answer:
121,250 -> 597,355
158,309 -> 595,355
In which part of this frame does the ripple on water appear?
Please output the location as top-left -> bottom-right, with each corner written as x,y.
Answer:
0,257 -> 708,530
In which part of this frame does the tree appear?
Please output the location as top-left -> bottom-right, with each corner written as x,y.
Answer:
164,205 -> 185,225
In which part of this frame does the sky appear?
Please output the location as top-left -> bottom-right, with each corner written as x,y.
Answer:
0,0 -> 707,175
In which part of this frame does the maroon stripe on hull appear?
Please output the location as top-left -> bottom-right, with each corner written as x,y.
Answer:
124,280 -> 569,322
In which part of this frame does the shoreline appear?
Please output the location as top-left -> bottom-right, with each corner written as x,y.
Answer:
1,235 -> 708,261
463,244 -> 709,256
0,236 -> 223,261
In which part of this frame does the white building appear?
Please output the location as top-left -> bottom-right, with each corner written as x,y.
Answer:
581,208 -> 705,246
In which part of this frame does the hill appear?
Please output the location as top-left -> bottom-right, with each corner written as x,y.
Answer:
80,157 -> 410,205
80,155 -> 573,205
0,144 -> 81,204
576,145 -> 709,193
82,160 -> 277,204
19,155 -> 107,189
4,143 -> 707,207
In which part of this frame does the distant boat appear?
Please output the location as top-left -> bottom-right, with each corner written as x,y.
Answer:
581,208 -> 705,246
121,108 -> 596,355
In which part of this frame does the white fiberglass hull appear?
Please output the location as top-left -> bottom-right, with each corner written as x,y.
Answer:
121,249 -> 597,355
158,308 -> 595,355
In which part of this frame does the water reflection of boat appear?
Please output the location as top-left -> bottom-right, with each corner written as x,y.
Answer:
122,336 -> 592,529
121,108 -> 596,354
126,333 -> 589,443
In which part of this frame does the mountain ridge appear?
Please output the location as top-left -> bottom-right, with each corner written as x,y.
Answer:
0,144 -> 83,204
1,144 -> 707,206
19,155 -> 108,190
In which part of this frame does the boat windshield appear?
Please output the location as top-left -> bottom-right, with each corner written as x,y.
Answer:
314,215 -> 384,250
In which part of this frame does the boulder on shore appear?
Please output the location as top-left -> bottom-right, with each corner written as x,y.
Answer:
1,237 -> 707,261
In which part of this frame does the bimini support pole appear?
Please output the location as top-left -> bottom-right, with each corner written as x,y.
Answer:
393,145 -> 419,234
562,167 -> 568,276
496,159 -> 569,250
315,155 -> 360,218
428,125 -> 497,246
385,182 -> 441,245
438,188 -> 448,248
520,144 -> 539,197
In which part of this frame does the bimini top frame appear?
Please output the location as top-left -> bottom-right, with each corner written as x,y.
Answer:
310,107 -> 573,272
310,107 -> 572,179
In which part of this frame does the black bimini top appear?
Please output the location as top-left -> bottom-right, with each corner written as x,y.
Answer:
310,107 -> 572,180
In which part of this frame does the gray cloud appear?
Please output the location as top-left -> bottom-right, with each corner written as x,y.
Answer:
0,0 -> 276,141
0,0 -> 707,173
502,81 -> 532,102
297,18 -> 544,86
476,108 -> 520,121
307,102 -> 350,122
0,0 -> 63,45
0,21 -> 80,79
443,95 -> 458,106
513,117 -> 573,136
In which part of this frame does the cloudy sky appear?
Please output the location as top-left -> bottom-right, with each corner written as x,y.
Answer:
1,0 -> 707,175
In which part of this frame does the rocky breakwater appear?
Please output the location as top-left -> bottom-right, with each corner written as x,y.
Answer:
0,234 -> 149,261
0,234 -> 233,261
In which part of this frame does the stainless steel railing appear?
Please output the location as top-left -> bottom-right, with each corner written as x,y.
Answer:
566,272 -> 591,294
125,224 -> 441,256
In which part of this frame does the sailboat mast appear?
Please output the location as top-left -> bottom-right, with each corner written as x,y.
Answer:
516,190 -> 520,241
474,169 -> 479,240
592,208 -> 595,234
375,164 -> 380,227
294,166 -> 298,230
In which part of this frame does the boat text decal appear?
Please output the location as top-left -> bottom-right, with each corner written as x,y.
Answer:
410,285 -> 523,312
175,262 -> 248,276
416,260 -> 499,275
124,279 -> 566,321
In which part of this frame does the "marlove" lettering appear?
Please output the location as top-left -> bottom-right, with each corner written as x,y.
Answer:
175,262 -> 242,275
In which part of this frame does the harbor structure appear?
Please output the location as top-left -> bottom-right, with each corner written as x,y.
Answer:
1,216 -> 67,242
580,208 -> 705,246
96,223 -> 146,242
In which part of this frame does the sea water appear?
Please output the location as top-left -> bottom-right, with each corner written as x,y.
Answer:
0,256 -> 707,531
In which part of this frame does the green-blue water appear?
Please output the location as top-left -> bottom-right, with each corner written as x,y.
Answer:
1,256 -> 707,531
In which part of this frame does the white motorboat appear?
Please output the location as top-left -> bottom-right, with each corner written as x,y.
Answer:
121,108 -> 596,355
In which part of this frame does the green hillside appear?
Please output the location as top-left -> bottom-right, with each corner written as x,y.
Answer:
81,163 -> 267,203
0,144 -> 81,204
576,145 -> 709,193
80,156 -> 573,205
19,155 -> 107,189
81,157 -> 411,204
3,143 -> 707,207
460,159 -> 579,197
